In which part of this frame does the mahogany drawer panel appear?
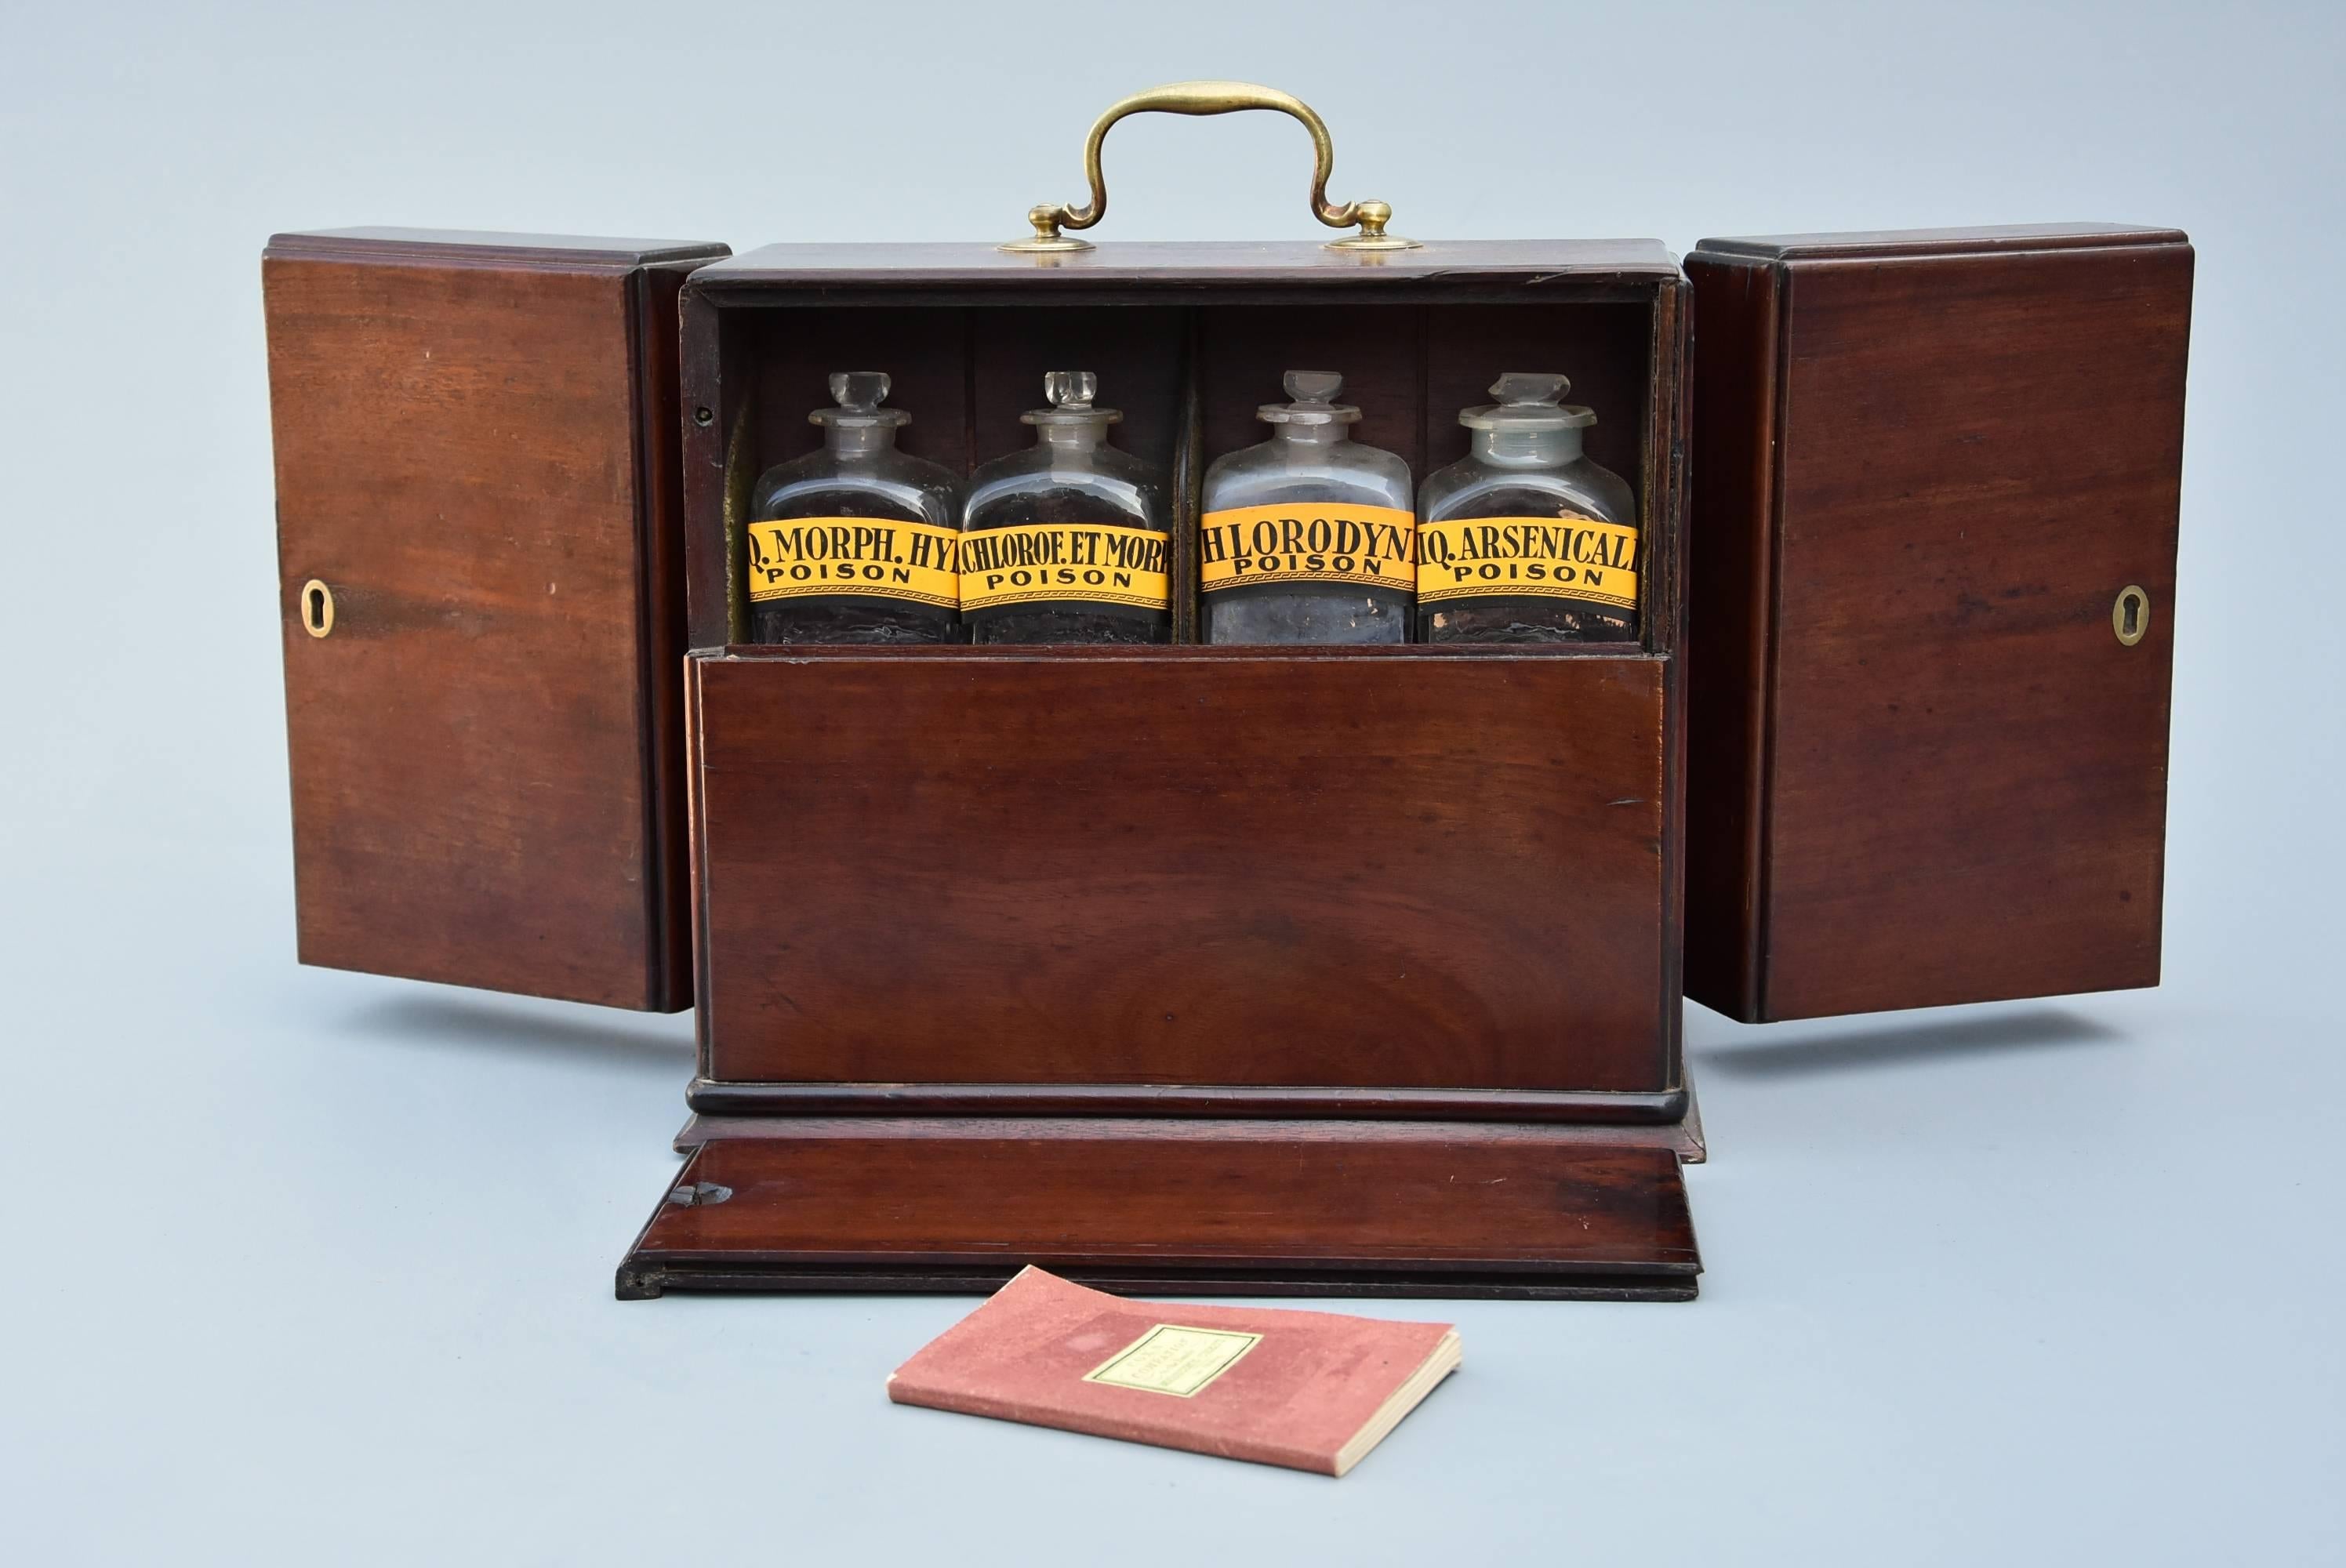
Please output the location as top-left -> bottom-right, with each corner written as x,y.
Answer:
691,647 -> 1676,1098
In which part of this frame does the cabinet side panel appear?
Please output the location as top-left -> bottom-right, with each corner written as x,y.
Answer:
636,261 -> 704,1008
694,651 -> 1671,1094
1761,243 -> 2189,1018
1682,255 -> 1784,1022
267,252 -> 677,1008
1650,278 -> 1690,1083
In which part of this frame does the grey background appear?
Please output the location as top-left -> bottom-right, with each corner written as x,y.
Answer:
3,0 -> 2341,1561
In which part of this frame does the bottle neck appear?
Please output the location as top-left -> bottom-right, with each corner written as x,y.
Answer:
1034,422 -> 1108,453
1471,426 -> 1582,466
1276,423 -> 1351,450
825,424 -> 899,460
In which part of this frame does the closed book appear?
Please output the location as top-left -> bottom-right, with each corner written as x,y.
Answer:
886,1267 -> 1460,1476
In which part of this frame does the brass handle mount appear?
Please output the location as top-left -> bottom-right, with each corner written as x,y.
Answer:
1001,80 -> 1418,255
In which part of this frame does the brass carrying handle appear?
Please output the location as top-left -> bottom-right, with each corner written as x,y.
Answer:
1001,81 -> 1418,254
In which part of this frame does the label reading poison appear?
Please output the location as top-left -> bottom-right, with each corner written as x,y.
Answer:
1198,503 -> 1416,595
746,517 -> 962,610
1417,515 -> 1640,610
960,522 -> 1171,615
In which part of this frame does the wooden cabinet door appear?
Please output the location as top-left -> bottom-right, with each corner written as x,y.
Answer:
265,229 -> 727,1010
1683,225 -> 2190,1022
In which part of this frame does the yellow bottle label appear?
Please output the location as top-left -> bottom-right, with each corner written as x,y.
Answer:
960,522 -> 1171,615
1416,515 -> 1640,610
745,517 -> 962,611
1198,503 -> 1416,595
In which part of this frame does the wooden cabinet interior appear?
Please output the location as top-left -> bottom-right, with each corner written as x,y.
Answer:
680,245 -> 1683,655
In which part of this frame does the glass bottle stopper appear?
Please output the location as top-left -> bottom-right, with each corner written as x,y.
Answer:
1024,370 -> 1120,426
1462,371 -> 1595,430
811,370 -> 908,427
1260,369 -> 1360,426
1494,372 -> 1569,407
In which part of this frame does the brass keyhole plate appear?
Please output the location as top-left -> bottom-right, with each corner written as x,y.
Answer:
300,579 -> 335,638
2112,584 -> 2149,646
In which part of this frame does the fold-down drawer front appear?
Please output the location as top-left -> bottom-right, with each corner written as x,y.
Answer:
690,648 -> 1676,1104
619,1128 -> 1700,1301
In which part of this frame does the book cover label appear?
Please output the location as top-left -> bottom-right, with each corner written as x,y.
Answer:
1083,1324 -> 1262,1398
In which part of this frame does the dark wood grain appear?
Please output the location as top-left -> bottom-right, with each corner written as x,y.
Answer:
1681,255 -> 1781,1019
265,230 -> 724,1010
667,1109 -> 1710,1163
690,646 -> 1676,1099
1683,226 -> 2190,1021
678,283 -> 736,649
1171,310 -> 1204,643
1693,223 -> 2185,261
692,238 -> 1682,293
1651,276 -> 1692,1058
267,227 -> 728,266
633,258 -> 706,1009
616,1127 -> 1699,1300
685,1080 -> 1686,1122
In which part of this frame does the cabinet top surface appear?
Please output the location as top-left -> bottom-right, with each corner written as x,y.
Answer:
267,227 -> 730,267
693,238 -> 1680,290
1692,221 -> 2188,261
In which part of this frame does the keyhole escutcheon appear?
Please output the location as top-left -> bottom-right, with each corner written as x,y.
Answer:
301,579 -> 336,639
2112,584 -> 2149,647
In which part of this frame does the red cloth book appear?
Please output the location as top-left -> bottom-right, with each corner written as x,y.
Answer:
886,1267 -> 1461,1476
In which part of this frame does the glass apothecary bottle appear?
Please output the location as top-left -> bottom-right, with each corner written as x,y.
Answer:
961,372 -> 1171,645
1416,372 -> 1640,644
743,372 -> 964,644
1199,371 -> 1414,645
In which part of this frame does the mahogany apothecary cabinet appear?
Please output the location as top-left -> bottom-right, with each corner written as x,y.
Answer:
263,87 -> 2188,1301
